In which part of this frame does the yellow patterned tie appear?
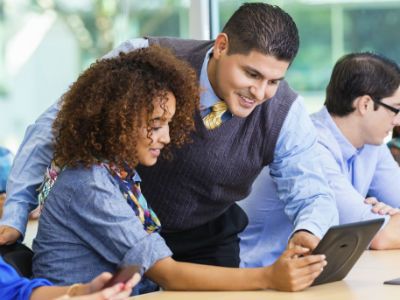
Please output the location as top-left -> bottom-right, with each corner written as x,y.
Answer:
202,101 -> 229,130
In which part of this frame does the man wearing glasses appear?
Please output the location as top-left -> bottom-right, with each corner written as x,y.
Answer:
240,52 -> 400,268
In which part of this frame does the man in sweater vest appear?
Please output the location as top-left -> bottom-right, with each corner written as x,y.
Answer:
240,52 -> 400,268
1,3 -> 337,290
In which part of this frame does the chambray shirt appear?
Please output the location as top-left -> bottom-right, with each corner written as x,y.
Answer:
239,106 -> 397,267
32,165 -> 172,293
0,256 -> 52,300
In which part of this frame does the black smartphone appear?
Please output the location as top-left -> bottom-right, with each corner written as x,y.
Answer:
104,265 -> 140,288
384,277 -> 400,285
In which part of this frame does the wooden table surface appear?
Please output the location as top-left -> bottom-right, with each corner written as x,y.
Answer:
131,250 -> 400,300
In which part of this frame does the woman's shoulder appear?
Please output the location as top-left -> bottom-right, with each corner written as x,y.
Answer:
56,164 -> 117,192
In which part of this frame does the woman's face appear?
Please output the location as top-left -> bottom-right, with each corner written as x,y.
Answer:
136,91 -> 176,166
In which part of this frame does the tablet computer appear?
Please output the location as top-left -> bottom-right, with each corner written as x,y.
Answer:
311,218 -> 385,286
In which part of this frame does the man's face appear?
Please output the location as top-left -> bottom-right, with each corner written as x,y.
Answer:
363,86 -> 400,145
209,40 -> 290,118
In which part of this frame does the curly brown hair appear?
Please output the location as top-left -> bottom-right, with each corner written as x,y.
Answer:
53,45 -> 199,169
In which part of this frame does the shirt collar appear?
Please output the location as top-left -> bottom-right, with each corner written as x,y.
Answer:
315,106 -> 362,161
132,170 -> 141,183
199,47 -> 220,110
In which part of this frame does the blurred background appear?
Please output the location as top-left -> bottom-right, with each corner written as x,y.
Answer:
1,0 -> 400,153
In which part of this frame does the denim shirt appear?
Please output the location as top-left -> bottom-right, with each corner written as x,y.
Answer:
32,165 -> 172,293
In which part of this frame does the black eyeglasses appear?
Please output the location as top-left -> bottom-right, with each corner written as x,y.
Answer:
370,97 -> 400,115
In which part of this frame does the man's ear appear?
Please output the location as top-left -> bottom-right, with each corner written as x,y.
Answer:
212,33 -> 229,59
354,95 -> 372,116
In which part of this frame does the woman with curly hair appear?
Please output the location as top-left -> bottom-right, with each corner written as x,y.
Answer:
31,45 -> 198,294
31,45 -> 318,296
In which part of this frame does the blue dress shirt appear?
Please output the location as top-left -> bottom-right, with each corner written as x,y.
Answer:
0,256 -> 52,300
239,106 -> 398,267
239,102 -> 338,267
311,106 -> 400,221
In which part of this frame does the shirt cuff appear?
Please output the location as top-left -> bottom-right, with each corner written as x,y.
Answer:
291,222 -> 327,241
0,202 -> 30,240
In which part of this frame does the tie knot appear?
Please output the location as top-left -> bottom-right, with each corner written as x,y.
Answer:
212,101 -> 228,113
202,101 -> 231,130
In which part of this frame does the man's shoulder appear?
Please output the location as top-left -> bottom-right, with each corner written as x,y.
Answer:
313,118 -> 343,160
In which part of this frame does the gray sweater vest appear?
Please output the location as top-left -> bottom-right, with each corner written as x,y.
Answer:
137,37 -> 298,231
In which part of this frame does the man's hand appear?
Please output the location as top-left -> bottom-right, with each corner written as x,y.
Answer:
288,230 -> 320,253
365,197 -> 400,216
267,246 -> 326,291
0,225 -> 21,245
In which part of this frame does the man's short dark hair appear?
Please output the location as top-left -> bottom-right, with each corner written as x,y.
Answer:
222,2 -> 299,62
325,52 -> 400,116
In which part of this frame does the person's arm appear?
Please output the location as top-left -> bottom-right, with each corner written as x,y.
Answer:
30,272 -> 140,300
370,213 -> 400,250
269,98 -> 338,250
314,132 -> 400,249
146,246 -> 326,292
61,168 -> 325,293
368,145 -> 400,208
365,147 -> 400,249
0,103 -> 60,244
316,143 -> 387,223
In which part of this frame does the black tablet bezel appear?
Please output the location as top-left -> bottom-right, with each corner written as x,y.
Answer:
311,218 -> 385,286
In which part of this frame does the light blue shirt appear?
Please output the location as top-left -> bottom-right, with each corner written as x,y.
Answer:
312,106 -> 400,221
239,106 -> 397,267
199,47 -> 219,112
2,38 -> 337,263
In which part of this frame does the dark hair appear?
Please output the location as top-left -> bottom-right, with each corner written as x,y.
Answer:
53,45 -> 199,168
325,52 -> 400,116
222,2 -> 299,62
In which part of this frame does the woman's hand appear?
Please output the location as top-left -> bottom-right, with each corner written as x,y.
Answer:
267,246 -> 326,292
